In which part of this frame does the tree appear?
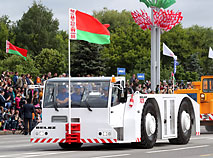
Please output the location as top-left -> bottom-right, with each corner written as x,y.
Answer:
35,48 -> 67,75
186,26 -> 213,76
93,8 -> 133,32
96,9 -> 151,77
14,2 -> 59,57
54,30 -> 69,68
0,15 -> 15,60
0,55 -> 39,77
0,6 -> 212,82
0,21 -> 9,60
70,41 -> 106,76
186,53 -> 202,77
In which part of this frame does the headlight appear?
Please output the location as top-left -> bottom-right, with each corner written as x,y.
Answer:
103,132 -> 108,136
98,131 -> 112,137
200,93 -> 205,100
39,131 -> 44,136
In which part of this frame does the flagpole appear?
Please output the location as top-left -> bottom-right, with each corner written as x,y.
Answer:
68,8 -> 72,134
173,59 -> 177,94
68,38 -> 71,134
173,74 -> 174,94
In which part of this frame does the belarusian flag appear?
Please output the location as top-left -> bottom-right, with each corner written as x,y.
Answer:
6,40 -> 27,60
69,9 -> 110,44
171,72 -> 176,84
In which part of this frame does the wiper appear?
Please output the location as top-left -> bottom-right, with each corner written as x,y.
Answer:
54,103 -> 59,112
81,88 -> 92,112
85,101 -> 92,112
52,88 -> 59,112
81,88 -> 85,101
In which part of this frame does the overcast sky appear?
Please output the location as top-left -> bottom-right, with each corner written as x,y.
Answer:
0,0 -> 212,31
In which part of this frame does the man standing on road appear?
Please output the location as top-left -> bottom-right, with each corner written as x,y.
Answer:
23,99 -> 36,135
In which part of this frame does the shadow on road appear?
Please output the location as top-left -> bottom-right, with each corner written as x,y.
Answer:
35,142 -> 173,152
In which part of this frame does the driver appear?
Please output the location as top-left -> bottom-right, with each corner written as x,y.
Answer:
56,85 -> 69,106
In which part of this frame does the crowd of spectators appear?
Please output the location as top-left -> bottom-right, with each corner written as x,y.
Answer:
126,74 -> 193,94
0,71 -> 63,134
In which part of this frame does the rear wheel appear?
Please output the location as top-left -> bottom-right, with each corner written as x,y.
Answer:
205,126 -> 213,132
169,100 -> 192,144
135,101 -> 158,149
58,143 -> 83,149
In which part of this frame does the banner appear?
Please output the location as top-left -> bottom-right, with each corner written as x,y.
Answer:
208,47 -> 213,59
174,59 -> 179,74
137,73 -> 145,80
117,68 -> 126,75
163,43 -> 177,60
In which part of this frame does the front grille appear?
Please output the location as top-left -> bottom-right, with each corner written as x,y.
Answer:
51,116 -> 67,122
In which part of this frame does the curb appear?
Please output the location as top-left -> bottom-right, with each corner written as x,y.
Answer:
0,130 -> 22,135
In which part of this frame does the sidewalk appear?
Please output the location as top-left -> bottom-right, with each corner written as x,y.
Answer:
0,130 -> 22,135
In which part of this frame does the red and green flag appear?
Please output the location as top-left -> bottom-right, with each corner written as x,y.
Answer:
69,9 -> 110,44
6,40 -> 27,60
171,72 -> 176,84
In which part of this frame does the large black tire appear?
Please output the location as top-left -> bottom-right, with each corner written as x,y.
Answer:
205,126 -> 213,132
135,101 -> 158,149
169,100 -> 192,144
58,143 -> 83,149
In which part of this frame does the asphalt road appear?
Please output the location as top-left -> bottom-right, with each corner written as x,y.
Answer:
0,127 -> 212,158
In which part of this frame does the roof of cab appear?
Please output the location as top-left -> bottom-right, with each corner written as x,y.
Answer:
47,77 -> 122,82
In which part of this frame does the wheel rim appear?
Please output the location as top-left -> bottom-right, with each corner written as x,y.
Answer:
145,113 -> 156,136
181,111 -> 191,133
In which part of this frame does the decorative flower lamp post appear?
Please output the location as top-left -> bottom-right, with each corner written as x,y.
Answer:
131,0 -> 183,91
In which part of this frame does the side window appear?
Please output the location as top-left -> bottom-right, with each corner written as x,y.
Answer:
203,79 -> 208,92
44,84 -> 55,108
111,87 -> 120,106
210,79 -> 213,92
202,79 -> 213,93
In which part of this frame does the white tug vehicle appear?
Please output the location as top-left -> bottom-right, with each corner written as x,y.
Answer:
31,76 -> 200,149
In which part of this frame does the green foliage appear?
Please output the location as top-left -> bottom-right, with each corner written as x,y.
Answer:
35,48 -> 67,74
14,2 -> 59,57
0,22 -> 9,60
70,41 -> 106,76
0,5 -> 213,82
97,9 -> 151,76
0,15 -> 16,60
140,0 -> 176,9
161,66 -> 173,81
0,55 -> 39,77
93,8 -> 133,32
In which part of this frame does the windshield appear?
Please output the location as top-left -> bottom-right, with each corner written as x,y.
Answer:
43,81 -> 110,108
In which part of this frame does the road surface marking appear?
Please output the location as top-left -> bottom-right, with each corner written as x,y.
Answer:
200,154 -> 213,157
146,145 -> 209,154
191,137 -> 213,140
16,151 -> 77,158
0,144 -> 33,148
0,151 -> 76,158
0,152 -> 45,158
92,154 -> 130,158
0,137 -> 29,140
0,152 -> 52,158
0,140 -> 28,144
